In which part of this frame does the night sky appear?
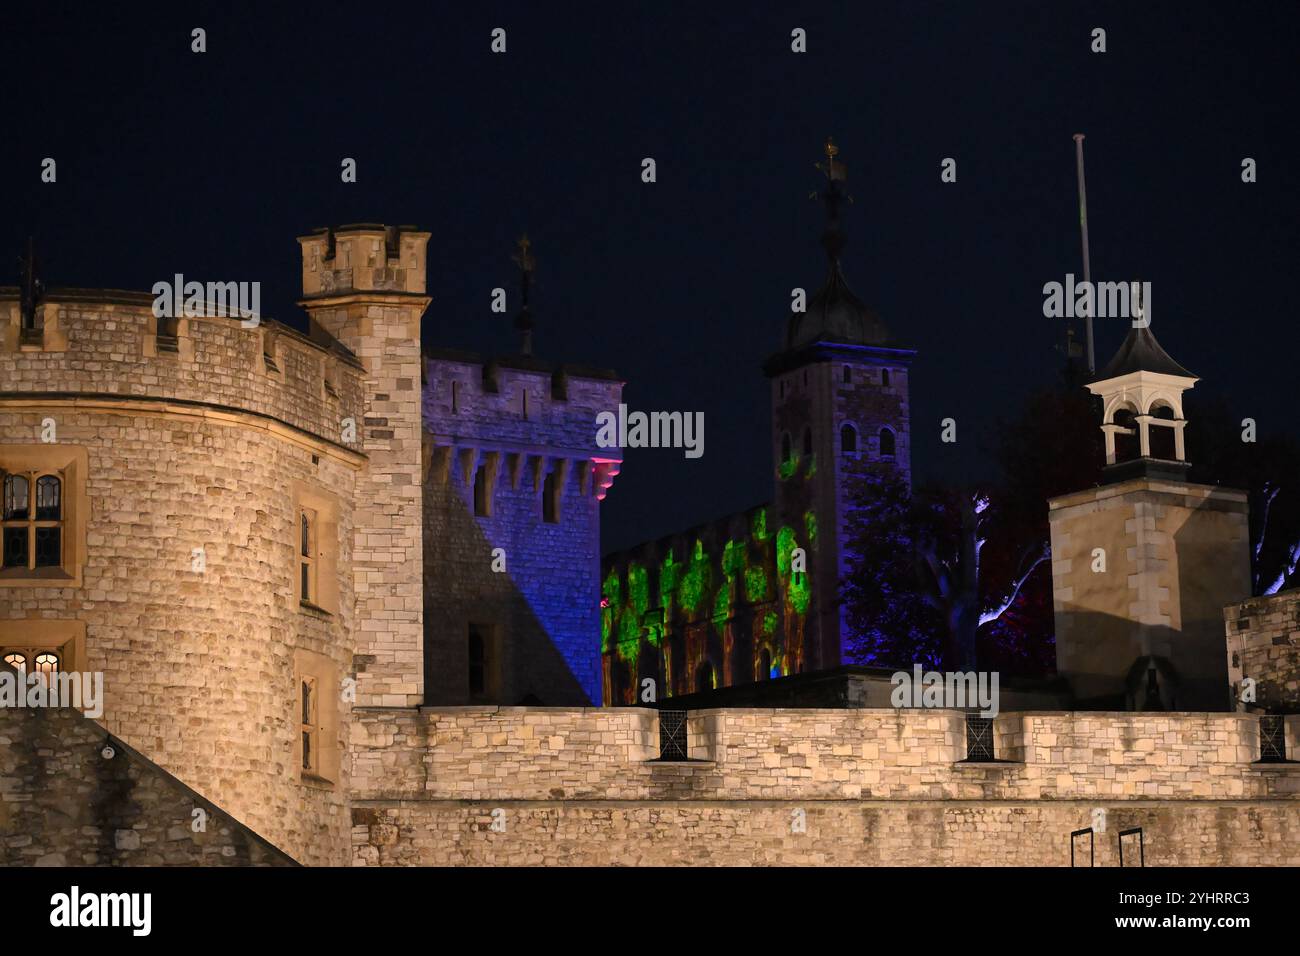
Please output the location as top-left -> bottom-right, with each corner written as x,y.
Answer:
5,2 -> 1297,554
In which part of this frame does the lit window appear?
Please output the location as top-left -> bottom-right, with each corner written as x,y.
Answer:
2,652 -> 25,673
34,652 -> 58,676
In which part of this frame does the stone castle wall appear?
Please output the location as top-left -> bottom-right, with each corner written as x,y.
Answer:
1,298 -> 365,866
351,706 -> 1300,865
1227,588 -> 1300,713
422,354 -> 621,705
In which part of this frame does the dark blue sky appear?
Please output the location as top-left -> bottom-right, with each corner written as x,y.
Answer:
5,1 -> 1297,552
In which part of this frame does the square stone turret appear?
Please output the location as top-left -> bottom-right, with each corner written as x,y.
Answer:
1050,319 -> 1250,711
298,224 -> 432,708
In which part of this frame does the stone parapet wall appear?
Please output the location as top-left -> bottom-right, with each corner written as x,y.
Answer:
352,707 -> 1300,803
350,706 -> 1300,865
0,293 -> 365,450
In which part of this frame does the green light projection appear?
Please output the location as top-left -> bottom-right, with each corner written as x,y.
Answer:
602,505 -> 813,685
627,563 -> 650,617
678,539 -> 710,615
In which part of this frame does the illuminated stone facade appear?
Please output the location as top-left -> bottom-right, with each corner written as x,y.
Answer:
0,223 -> 621,866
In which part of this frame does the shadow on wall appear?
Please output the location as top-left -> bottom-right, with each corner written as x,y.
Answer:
1056,607 -> 1232,712
422,475 -> 596,706
0,704 -> 295,866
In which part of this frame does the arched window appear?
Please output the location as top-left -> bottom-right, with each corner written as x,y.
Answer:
1149,403 -> 1178,460
802,427 -> 813,457
879,427 -> 896,459
2,652 -> 25,673
542,470 -> 559,523
299,508 -> 316,604
841,424 -> 858,454
2,472 -> 63,570
300,676 -> 317,772
1113,406 -> 1140,462
33,652 -> 58,675
695,660 -> 715,693
781,433 -> 792,463
758,648 -> 772,681
473,464 -> 490,517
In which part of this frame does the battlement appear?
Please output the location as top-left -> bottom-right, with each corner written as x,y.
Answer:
298,224 -> 430,298
350,705 -> 1300,865
0,289 -> 366,455
423,349 -> 621,447
354,706 -> 1300,802
422,350 -> 623,503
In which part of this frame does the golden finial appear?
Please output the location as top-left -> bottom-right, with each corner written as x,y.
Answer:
814,137 -> 846,184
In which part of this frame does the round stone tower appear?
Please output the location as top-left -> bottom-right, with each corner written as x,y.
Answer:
0,230 -> 422,862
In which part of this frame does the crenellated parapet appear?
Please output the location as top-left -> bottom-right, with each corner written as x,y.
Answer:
0,289 -> 366,458
422,348 -> 624,502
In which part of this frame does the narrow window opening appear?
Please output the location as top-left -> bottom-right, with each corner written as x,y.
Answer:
474,464 -> 490,517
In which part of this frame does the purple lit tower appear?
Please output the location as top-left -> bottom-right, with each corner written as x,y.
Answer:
421,236 -> 623,705
762,139 -> 916,672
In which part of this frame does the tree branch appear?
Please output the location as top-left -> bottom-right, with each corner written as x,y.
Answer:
979,541 -> 1051,626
